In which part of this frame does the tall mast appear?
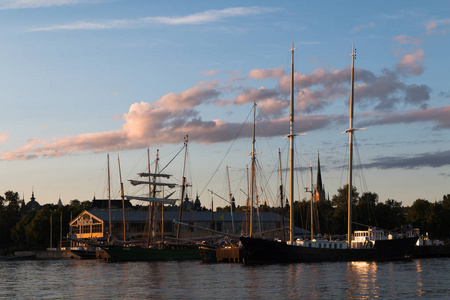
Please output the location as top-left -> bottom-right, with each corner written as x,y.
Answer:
176,135 -> 189,241
278,148 -> 286,241
226,164 -> 235,234
309,162 -> 314,241
246,165 -> 250,235
146,149 -> 153,246
118,154 -> 127,241
249,103 -> 256,237
347,44 -> 357,247
288,43 -> 296,244
107,154 -> 112,242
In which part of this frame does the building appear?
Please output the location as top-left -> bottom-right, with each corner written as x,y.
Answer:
69,209 -> 307,241
24,191 -> 41,212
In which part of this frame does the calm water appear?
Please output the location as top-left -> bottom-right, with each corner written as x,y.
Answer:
1,258 -> 449,299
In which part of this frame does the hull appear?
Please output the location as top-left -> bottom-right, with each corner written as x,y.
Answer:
198,245 -> 217,263
240,236 -> 419,263
412,244 -> 450,258
102,244 -> 201,262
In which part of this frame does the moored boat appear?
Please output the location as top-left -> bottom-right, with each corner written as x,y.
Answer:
240,44 -> 418,263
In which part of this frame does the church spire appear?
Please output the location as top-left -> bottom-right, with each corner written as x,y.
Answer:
315,151 -> 325,202
316,152 -> 323,192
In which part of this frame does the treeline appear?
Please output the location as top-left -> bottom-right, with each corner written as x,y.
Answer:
294,186 -> 450,239
0,192 -> 91,255
1,188 -> 449,254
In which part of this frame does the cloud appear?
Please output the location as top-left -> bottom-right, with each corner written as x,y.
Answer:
362,106 -> 450,130
361,150 -> 450,170
201,70 -> 220,76
425,19 -> 450,35
154,80 -> 221,109
28,6 -> 280,31
0,0 -> 92,10
392,35 -> 422,45
351,22 -> 375,33
248,66 -> 285,79
0,132 -> 9,142
396,49 -> 425,76
0,52 -> 438,161
221,87 -> 280,106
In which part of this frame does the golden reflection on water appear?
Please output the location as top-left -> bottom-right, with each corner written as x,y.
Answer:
415,259 -> 424,297
346,261 -> 378,299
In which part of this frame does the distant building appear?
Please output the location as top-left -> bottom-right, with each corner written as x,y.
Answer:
25,190 -> 41,212
91,197 -> 132,210
69,210 -> 307,241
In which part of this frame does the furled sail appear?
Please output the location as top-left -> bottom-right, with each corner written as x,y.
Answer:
125,195 -> 177,205
129,180 -> 177,188
138,172 -> 172,179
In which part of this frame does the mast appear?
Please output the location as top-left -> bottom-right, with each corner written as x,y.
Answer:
226,164 -> 235,234
176,135 -> 189,241
118,154 -> 127,241
50,214 -> 53,248
278,148 -> 286,241
346,44 -> 357,247
249,103 -> 257,237
309,162 -> 314,240
288,43 -> 296,244
246,165 -> 250,235
107,154 -> 112,242
146,149 -> 153,246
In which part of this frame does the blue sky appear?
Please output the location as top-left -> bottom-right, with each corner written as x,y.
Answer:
0,0 -> 449,208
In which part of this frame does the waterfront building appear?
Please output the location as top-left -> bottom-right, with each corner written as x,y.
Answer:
69,210 -> 306,241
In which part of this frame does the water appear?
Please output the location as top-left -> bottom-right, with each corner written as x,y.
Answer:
1,258 -> 449,299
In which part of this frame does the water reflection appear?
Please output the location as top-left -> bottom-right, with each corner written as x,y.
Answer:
346,261 -> 378,299
1,259 -> 449,299
414,259 -> 424,297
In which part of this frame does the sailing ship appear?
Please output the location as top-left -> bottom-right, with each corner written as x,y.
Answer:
239,44 -> 418,263
101,136 -> 201,262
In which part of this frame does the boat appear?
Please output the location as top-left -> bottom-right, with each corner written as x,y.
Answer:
239,43 -> 418,263
100,137 -> 201,262
102,243 -> 200,262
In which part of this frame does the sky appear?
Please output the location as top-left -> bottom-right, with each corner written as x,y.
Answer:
0,0 -> 449,209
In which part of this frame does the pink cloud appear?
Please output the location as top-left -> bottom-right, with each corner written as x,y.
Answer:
226,87 -> 280,106
392,35 -> 422,45
396,49 -> 425,76
154,80 -> 221,109
257,98 -> 288,117
0,132 -> 9,142
248,66 -> 285,79
425,19 -> 450,35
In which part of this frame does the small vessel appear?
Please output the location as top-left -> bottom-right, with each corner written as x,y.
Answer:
240,44 -> 418,263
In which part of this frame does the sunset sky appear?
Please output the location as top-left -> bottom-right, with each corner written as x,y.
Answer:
0,0 -> 449,208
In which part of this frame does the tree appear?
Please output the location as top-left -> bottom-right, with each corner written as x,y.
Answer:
0,191 -> 22,248
374,199 -> 404,230
406,199 -> 432,234
330,185 -> 359,234
355,192 -> 378,228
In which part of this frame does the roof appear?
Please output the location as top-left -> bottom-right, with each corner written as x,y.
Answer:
76,210 -> 290,223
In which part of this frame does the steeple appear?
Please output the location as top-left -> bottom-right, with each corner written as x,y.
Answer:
316,152 -> 323,192
315,152 -> 325,202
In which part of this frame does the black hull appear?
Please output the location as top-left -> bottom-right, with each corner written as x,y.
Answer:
240,236 -> 419,263
412,244 -> 450,258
